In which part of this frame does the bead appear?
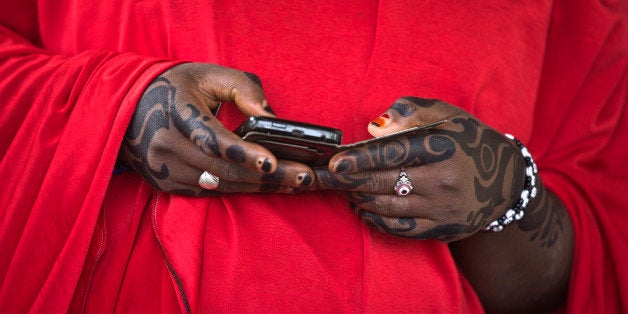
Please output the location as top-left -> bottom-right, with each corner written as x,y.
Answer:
395,183 -> 412,196
483,133 -> 538,232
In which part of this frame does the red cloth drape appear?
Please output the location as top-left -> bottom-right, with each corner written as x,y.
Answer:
0,0 -> 626,313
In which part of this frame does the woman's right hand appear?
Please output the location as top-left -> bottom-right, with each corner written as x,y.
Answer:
118,63 -> 314,196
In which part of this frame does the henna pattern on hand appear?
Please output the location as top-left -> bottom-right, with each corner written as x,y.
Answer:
172,103 -> 221,157
122,77 -> 222,194
344,101 -> 525,241
124,77 -> 176,189
517,184 -> 567,247
390,96 -> 437,117
259,168 -> 286,192
350,99 -> 566,244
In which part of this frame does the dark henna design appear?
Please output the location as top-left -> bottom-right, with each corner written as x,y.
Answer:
226,145 -> 246,163
124,78 -> 174,188
243,72 -> 263,88
346,192 -> 375,205
390,101 -> 418,117
390,97 -> 437,117
338,130 -> 456,171
359,211 -> 418,233
172,103 -> 221,157
316,169 -> 370,190
344,113 -> 521,241
334,160 -> 352,173
123,77 -> 223,195
259,167 -> 285,192
517,184 -> 567,248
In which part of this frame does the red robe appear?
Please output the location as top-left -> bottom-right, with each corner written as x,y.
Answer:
1,0 -> 626,313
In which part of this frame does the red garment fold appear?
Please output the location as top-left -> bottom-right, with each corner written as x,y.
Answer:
0,22 -> 177,312
0,0 -> 626,313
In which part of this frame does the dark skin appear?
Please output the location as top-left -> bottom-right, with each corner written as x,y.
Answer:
313,96 -> 574,313
118,63 -> 315,195
119,63 -> 574,313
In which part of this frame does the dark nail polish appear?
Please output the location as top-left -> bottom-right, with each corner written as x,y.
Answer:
261,158 -> 272,172
300,173 -> 312,187
263,105 -> 276,115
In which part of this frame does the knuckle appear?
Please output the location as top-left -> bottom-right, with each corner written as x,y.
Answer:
219,162 -> 247,182
373,197 -> 390,214
438,167 -> 462,192
365,172 -> 384,192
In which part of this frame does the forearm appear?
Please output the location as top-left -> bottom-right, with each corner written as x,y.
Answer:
449,179 -> 574,313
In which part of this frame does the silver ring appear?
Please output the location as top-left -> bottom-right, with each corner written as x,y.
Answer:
394,168 -> 413,196
198,171 -> 220,190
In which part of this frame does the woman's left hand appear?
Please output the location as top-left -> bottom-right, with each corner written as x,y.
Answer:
313,97 -> 526,242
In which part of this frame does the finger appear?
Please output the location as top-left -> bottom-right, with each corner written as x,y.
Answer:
355,208 -> 435,240
172,161 -> 306,194
315,166 -> 434,196
191,64 -> 276,117
346,192 -> 431,218
213,180 -> 299,194
179,137 -> 315,188
328,132 -> 457,173
165,177 -> 297,196
168,99 -> 280,173
367,97 -> 460,137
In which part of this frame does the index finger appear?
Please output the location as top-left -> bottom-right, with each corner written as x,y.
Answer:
172,101 -> 280,173
191,64 -> 276,118
328,130 -> 456,173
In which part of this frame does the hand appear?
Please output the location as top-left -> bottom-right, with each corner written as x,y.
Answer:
119,63 -> 314,196
313,97 -> 526,242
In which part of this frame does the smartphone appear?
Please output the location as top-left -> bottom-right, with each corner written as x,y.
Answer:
235,116 -> 446,166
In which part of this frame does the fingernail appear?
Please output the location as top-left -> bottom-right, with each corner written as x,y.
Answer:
257,157 -> 273,173
369,113 -> 391,128
333,160 -> 351,174
296,173 -> 313,187
244,72 -> 263,87
262,100 -> 276,115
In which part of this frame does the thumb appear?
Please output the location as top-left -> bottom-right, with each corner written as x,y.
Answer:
367,97 -> 460,137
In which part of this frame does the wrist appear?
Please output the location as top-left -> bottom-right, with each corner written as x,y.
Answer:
483,134 -> 538,232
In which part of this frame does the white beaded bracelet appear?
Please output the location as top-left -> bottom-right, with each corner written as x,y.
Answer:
483,134 -> 538,232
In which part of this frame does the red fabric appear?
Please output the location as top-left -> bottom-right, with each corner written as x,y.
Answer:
0,0 -> 626,313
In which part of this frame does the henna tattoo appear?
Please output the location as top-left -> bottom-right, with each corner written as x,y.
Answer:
360,211 -> 418,233
346,113 -> 521,241
226,145 -> 246,163
123,77 -> 221,194
391,102 -> 418,117
316,169 -> 370,190
243,72 -> 263,88
347,192 -> 375,205
259,167 -> 286,192
124,78 -> 174,188
338,131 -> 456,171
517,183 -> 567,247
391,97 -> 438,117
172,103 -> 220,156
